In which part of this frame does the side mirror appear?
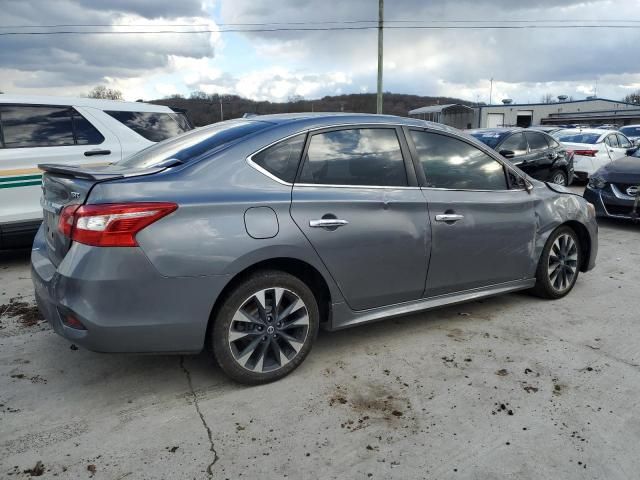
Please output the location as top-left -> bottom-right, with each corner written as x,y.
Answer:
626,147 -> 638,156
499,149 -> 516,159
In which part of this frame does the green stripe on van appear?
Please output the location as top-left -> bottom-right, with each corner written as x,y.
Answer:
0,174 -> 43,183
0,180 -> 42,189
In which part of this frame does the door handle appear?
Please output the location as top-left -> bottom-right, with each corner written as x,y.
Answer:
84,149 -> 111,157
309,219 -> 349,228
435,214 -> 464,223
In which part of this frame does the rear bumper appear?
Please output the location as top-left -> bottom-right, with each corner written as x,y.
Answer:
584,185 -> 639,220
31,226 -> 230,353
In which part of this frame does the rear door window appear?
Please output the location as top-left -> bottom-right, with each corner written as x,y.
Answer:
499,133 -> 528,156
524,131 -> 549,152
72,112 -> 105,145
605,134 -> 619,148
410,130 -> 507,190
298,128 -> 408,187
0,105 -> 75,147
105,111 -> 191,142
251,134 -> 306,183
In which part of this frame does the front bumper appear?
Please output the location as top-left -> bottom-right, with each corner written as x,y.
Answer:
31,226 -> 230,353
584,185 -> 639,220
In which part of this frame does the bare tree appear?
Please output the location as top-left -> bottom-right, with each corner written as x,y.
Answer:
623,90 -> 640,104
87,85 -> 123,100
540,93 -> 555,104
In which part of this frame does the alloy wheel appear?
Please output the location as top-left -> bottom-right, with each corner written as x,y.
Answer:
552,172 -> 567,185
228,288 -> 310,373
547,233 -> 578,292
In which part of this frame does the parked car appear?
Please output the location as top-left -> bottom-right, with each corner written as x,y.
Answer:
0,95 -> 193,249
553,128 -> 635,182
468,127 -> 574,185
619,125 -> 640,146
32,114 -> 598,384
583,149 -> 640,219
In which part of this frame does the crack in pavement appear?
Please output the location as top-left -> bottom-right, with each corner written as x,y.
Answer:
180,356 -> 219,477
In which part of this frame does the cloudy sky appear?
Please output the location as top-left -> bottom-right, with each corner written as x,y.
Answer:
1,0 -> 640,105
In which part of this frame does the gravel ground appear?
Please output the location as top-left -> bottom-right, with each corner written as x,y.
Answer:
1,190 -> 640,479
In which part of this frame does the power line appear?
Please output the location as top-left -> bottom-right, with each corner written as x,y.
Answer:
1,19 -> 640,29
1,24 -> 640,36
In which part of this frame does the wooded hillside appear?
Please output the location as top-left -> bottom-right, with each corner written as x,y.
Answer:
151,92 -> 473,127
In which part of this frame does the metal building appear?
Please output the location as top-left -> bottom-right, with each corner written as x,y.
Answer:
474,98 -> 640,128
408,104 -> 475,130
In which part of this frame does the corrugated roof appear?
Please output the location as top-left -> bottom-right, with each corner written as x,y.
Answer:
408,103 -> 473,115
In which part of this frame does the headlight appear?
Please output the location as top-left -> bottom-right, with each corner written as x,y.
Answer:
588,175 -> 606,189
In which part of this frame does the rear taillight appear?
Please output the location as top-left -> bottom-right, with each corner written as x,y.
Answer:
58,202 -> 177,247
572,149 -> 598,157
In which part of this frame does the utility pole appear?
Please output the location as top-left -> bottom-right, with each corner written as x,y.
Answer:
376,0 -> 384,114
219,96 -> 224,121
489,78 -> 493,105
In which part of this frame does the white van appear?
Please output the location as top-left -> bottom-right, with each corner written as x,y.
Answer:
0,95 -> 192,248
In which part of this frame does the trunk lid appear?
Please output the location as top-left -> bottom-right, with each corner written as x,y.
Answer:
39,163 -> 168,266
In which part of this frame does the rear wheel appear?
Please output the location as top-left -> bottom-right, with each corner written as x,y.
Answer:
531,226 -> 581,299
550,169 -> 568,186
211,270 -> 319,384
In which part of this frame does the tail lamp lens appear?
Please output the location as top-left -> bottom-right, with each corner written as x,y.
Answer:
573,149 -> 598,157
58,202 -> 177,247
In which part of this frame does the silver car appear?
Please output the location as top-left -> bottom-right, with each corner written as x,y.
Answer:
32,114 -> 598,384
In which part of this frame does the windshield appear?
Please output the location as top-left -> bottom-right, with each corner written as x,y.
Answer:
554,132 -> 601,144
620,126 -> 640,137
468,130 -> 510,148
117,120 -> 271,168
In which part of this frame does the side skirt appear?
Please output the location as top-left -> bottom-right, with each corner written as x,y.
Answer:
327,278 -> 536,331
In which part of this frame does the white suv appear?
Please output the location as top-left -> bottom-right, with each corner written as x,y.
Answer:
0,95 -> 192,248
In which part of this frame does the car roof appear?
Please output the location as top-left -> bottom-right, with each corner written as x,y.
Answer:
0,94 -> 174,113
467,127 -> 524,134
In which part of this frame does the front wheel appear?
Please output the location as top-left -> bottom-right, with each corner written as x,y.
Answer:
531,226 -> 581,299
211,270 -> 320,384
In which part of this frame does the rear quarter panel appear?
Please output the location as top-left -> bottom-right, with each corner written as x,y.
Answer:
87,140 -> 345,303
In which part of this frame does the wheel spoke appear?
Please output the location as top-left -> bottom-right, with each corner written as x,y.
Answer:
235,336 -> 263,367
233,308 -> 264,326
278,331 -> 304,353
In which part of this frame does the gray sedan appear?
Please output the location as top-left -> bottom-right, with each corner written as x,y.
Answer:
32,113 -> 598,384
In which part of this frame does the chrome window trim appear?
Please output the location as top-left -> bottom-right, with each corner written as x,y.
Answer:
245,121 -> 530,192
421,186 -> 526,193
294,183 -> 421,190
246,122 -> 424,188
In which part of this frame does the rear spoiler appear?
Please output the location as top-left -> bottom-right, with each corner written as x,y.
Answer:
38,163 -> 167,181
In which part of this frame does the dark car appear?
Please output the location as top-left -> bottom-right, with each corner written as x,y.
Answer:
583,150 -> 640,220
468,128 -> 574,185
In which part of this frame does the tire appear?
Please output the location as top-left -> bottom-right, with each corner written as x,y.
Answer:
550,169 -> 568,186
211,270 -> 320,384
531,226 -> 581,299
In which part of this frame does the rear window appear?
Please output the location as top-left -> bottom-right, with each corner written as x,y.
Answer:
620,126 -> 640,136
468,130 -> 510,148
117,120 -> 270,169
554,132 -> 601,144
106,111 -> 191,142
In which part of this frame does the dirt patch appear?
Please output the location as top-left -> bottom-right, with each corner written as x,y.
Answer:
23,461 -> 45,476
0,298 -> 43,327
329,382 -> 411,428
